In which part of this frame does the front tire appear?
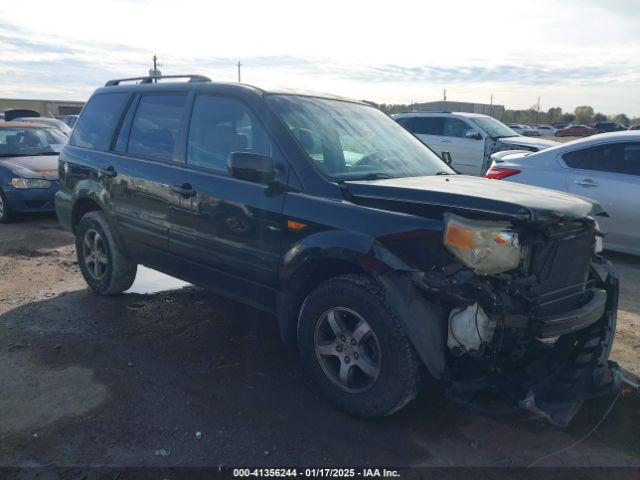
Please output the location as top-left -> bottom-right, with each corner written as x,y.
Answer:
297,274 -> 422,417
0,189 -> 12,223
76,210 -> 137,295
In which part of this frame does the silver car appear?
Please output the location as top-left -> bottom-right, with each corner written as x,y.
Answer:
486,131 -> 640,255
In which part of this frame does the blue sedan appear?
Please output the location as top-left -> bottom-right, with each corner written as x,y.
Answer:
0,122 -> 66,222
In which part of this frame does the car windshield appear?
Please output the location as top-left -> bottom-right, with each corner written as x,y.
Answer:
267,95 -> 454,181
470,116 -> 518,138
0,127 -> 67,157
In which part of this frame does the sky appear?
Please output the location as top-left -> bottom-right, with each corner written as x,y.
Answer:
0,0 -> 639,116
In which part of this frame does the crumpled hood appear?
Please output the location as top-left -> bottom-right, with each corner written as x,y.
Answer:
498,135 -> 559,150
346,175 -> 604,223
0,155 -> 59,180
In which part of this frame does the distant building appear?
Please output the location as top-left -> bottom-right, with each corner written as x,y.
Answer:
411,101 -> 505,119
0,98 -> 85,117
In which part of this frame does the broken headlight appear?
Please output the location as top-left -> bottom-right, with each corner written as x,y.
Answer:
443,213 -> 521,275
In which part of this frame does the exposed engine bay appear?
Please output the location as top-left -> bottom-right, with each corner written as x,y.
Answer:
420,215 -> 621,425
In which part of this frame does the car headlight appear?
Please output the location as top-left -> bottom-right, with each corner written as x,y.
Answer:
443,213 -> 522,274
11,178 -> 52,189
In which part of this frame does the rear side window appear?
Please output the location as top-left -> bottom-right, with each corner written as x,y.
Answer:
563,142 -> 640,176
70,93 -> 130,151
127,94 -> 187,161
186,95 -> 271,172
412,117 -> 444,135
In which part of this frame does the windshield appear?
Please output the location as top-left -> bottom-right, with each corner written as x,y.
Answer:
471,116 -> 518,138
267,95 -> 454,181
0,127 -> 67,157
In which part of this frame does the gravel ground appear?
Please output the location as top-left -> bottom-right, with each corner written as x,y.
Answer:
0,215 -> 638,469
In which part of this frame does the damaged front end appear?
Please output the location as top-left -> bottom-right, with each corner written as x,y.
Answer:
419,214 -> 621,426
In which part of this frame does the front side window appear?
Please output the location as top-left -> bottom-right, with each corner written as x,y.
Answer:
443,118 -> 471,138
563,142 -> 640,176
267,95 -> 452,180
70,93 -> 130,151
127,94 -> 187,161
186,95 -> 271,171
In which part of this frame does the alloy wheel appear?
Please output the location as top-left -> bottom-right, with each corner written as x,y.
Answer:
82,228 -> 108,280
314,307 -> 382,393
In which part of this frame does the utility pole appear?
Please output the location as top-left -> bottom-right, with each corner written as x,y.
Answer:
237,61 -> 242,83
490,92 -> 494,118
536,96 -> 541,124
443,88 -> 447,110
150,54 -> 162,83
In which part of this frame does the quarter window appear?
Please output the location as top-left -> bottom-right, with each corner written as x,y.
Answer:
563,142 -> 640,176
70,93 -> 130,151
186,95 -> 271,172
127,94 -> 187,161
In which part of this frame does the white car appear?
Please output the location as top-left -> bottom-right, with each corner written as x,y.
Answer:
507,124 -> 540,136
393,112 -> 558,176
535,125 -> 557,136
486,131 -> 640,255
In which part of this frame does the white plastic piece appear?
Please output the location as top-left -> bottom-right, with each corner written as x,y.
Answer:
447,303 -> 495,353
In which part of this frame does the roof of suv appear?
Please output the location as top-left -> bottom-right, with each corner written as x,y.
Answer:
393,111 -> 491,119
95,75 -> 364,105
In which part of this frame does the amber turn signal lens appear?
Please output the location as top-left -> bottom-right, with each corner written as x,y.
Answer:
444,224 -> 475,249
287,220 -> 307,231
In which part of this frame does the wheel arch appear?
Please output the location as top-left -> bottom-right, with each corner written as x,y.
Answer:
276,231 -> 446,380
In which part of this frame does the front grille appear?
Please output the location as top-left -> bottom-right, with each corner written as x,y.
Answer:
530,226 -> 594,312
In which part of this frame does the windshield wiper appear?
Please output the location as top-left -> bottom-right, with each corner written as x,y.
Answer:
435,171 -> 454,175
348,172 -> 395,181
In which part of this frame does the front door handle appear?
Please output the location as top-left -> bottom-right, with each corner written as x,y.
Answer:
171,183 -> 197,198
574,178 -> 598,188
99,165 -> 117,178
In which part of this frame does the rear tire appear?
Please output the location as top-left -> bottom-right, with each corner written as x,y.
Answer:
0,189 -> 12,223
76,210 -> 137,295
297,274 -> 422,417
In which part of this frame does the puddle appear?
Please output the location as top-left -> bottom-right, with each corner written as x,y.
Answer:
125,266 -> 190,294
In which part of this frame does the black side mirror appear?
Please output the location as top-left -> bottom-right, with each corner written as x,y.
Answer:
228,151 -> 275,184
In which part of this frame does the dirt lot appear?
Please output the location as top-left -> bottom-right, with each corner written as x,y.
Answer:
0,215 -> 638,469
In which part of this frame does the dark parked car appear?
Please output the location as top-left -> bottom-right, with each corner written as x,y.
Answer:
592,122 -> 627,134
55,75 -> 621,425
0,122 -> 64,222
555,124 -> 596,137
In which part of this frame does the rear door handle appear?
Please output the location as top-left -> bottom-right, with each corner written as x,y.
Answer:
574,178 -> 598,187
441,139 -> 451,143
99,165 -> 117,178
171,183 -> 197,198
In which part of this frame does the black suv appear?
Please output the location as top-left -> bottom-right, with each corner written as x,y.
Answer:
56,75 -> 621,425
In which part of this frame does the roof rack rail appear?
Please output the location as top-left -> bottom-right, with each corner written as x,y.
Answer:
104,74 -> 212,87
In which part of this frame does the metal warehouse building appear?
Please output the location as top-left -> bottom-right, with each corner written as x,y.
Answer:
0,98 -> 85,117
411,101 -> 505,119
